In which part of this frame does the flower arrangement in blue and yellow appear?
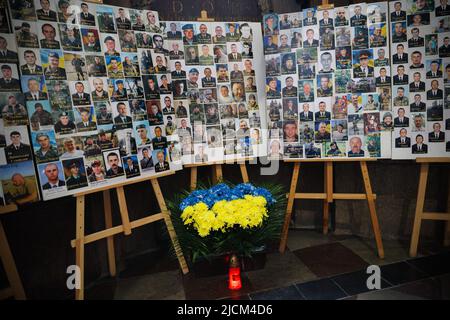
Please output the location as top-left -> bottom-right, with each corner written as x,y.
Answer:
168,182 -> 285,263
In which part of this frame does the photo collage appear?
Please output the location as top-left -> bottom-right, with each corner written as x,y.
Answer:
159,20 -> 267,163
389,0 -> 450,158
8,0 -> 180,201
264,2 -> 393,159
0,0 -> 40,206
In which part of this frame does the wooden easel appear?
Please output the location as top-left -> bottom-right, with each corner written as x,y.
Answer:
184,159 -> 250,191
279,158 -> 385,259
0,204 -> 26,300
409,158 -> 450,257
70,170 -> 189,300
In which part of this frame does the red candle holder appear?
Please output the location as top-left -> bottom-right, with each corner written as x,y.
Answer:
228,254 -> 242,290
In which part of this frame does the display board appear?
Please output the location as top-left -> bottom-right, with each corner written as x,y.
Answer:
8,0 -> 181,201
0,0 -> 40,207
389,0 -> 450,158
159,20 -> 267,163
264,2 -> 392,159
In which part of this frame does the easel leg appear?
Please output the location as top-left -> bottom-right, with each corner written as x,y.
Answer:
360,161 -> 384,259
75,195 -> 85,300
239,163 -> 249,183
279,162 -> 300,253
116,187 -> 132,236
444,175 -> 450,247
410,163 -> 429,257
323,162 -> 333,235
103,190 -> 116,277
190,167 -> 198,191
215,164 -> 223,182
151,179 -> 189,274
0,221 -> 26,300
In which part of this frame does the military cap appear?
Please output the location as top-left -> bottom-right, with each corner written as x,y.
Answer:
189,68 -> 199,74
59,111 -> 69,117
359,52 -> 369,59
182,24 -> 194,30
91,160 -> 101,167
136,124 -> 146,129
48,52 -> 59,59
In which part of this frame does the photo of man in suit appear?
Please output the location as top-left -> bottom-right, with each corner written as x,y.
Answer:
5,130 -> 32,163
201,67 -> 216,88
71,82 -> 91,105
300,103 -> 314,121
303,29 -> 319,47
24,77 -> 47,101
79,3 -> 96,26
350,5 -> 367,26
169,43 -> 183,60
391,1 -> 406,21
427,80 -> 443,100
114,102 -> 132,126
426,61 -> 443,78
412,134 -> 428,154
315,101 -> 331,120
42,163 -> 66,190
228,43 -> 242,62
409,72 -> 425,92
410,94 -> 426,112
375,67 -> 391,86
167,22 -> 182,39
115,8 -> 131,29
76,107 -> 96,132
155,150 -> 169,172
20,50 -> 43,75
429,122 -> 445,142
392,44 -> 408,64
226,23 -> 240,41
303,9 -> 317,26
395,128 -> 411,148
394,107 -> 409,127
408,28 -> 424,47
299,81 -> 314,102
0,64 -> 20,91
36,0 -> 57,21
152,126 -> 167,150
124,157 -> 140,178
0,36 -> 18,63
171,61 -> 186,79
393,65 -> 408,85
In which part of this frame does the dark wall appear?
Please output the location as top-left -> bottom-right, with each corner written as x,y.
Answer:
1,0 -> 449,300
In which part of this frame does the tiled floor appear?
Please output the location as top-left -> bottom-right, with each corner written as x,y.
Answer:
84,229 -> 450,300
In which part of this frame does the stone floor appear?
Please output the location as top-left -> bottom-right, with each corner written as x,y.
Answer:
84,229 -> 450,300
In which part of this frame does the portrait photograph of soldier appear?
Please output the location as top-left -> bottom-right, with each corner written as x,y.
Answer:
59,24 -> 82,52
113,101 -> 133,129
75,106 -> 97,133
79,2 -> 96,26
105,55 -> 124,78
0,35 -> 18,64
125,78 -> 144,100
0,64 -> 20,91
118,30 -> 137,53
94,101 -> 113,125
4,127 -> 32,163
70,81 -> 91,106
64,53 -> 86,81
9,0 -> 36,21
62,158 -> 88,191
19,48 -> 42,75
109,79 -> 128,102
1,93 -> 27,126
97,5 -> 116,33
22,75 -> 48,101
37,161 -> 66,193
31,130 -> 59,164
352,26 -> 369,49
81,28 -> 101,52
14,21 -> 39,48
28,100 -> 53,131
46,79 -> 70,110
0,161 -> 39,205
53,111 -> 76,136
115,7 -> 131,30
41,50 -> 66,81
86,55 -> 107,77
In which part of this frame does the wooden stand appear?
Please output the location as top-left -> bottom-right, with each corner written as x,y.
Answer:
0,205 -> 26,300
279,158 -> 384,259
409,158 -> 450,257
185,159 -> 250,191
70,170 -> 189,300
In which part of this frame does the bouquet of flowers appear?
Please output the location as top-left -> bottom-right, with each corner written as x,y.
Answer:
168,182 -> 285,263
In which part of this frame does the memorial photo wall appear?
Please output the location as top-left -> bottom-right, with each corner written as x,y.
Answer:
8,0 -> 181,201
159,20 -> 267,163
264,2 -> 392,159
0,0 -> 40,207
389,0 -> 450,158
